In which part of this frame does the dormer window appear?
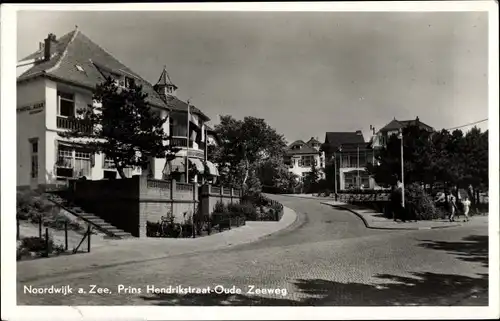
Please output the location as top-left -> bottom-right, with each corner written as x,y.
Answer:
125,77 -> 135,88
114,78 -> 125,88
75,65 -> 84,72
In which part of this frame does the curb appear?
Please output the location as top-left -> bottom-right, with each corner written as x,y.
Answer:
320,202 -> 462,231
18,205 -> 299,283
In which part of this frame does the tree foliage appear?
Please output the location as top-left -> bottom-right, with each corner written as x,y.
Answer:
303,161 -> 322,193
255,156 -> 299,193
211,115 -> 287,189
62,77 -> 180,178
367,125 -> 489,195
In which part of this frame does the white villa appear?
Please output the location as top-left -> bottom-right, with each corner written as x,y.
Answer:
284,138 -> 326,182
16,28 -> 219,190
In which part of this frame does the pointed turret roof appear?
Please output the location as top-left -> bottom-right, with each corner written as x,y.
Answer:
156,66 -> 178,89
17,28 -> 168,109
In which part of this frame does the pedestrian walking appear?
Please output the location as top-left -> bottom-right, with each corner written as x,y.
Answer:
448,192 -> 457,222
462,196 -> 471,222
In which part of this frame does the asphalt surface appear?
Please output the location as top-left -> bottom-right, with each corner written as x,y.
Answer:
17,195 -> 488,306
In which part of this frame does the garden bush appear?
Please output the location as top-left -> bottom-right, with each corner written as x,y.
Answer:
17,236 -> 66,260
404,183 -> 442,220
213,200 -> 228,214
17,190 -> 85,232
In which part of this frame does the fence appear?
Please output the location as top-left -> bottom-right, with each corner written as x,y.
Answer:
16,218 -> 93,260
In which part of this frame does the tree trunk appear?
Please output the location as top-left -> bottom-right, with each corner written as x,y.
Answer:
114,158 -> 127,179
242,159 -> 250,186
117,166 -> 127,179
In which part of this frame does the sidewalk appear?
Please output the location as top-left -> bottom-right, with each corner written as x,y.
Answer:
17,206 -> 298,282
321,201 -> 484,230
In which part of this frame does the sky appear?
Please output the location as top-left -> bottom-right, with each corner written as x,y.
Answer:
17,10 -> 489,144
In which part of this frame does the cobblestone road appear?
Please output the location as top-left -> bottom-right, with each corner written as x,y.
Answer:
17,196 -> 488,306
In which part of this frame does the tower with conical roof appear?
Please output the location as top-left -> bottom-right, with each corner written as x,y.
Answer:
154,66 -> 178,100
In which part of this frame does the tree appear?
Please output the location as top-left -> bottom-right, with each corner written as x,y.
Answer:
366,125 -> 434,187
211,115 -> 287,190
62,77 -> 180,178
323,160 -> 337,190
255,156 -> 299,193
303,161 -> 321,193
367,125 -> 488,199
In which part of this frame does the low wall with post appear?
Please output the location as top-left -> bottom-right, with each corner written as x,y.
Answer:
70,176 -> 237,238
200,185 -> 242,219
138,177 -> 199,237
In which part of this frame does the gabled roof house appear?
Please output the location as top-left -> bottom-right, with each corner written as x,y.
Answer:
16,28 -> 218,190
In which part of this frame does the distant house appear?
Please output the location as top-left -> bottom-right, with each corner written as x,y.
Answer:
370,117 -> 433,149
285,137 -> 325,182
322,131 -> 377,190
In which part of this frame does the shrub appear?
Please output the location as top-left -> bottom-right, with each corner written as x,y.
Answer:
213,200 -> 228,214
21,236 -> 49,253
404,183 -> 441,220
146,221 -> 162,237
238,202 -> 258,221
16,245 -> 31,261
46,215 -> 69,230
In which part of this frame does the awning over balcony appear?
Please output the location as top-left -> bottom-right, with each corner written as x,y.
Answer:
206,161 -> 219,176
190,158 -> 205,173
162,157 -> 205,175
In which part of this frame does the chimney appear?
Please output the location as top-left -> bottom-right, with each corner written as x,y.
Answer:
44,33 -> 57,61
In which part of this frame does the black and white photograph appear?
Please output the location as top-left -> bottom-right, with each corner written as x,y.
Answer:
1,2 -> 498,320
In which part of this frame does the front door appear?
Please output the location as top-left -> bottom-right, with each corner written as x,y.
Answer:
29,138 -> 39,189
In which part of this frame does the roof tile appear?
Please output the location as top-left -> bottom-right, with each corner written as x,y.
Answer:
324,132 -> 365,150
17,30 -> 168,109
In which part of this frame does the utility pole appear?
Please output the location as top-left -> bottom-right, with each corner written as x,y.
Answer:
185,100 -> 190,183
399,129 -> 405,208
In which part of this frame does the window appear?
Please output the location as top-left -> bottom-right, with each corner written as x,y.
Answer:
30,139 -> 38,179
302,155 -> 314,167
125,77 -> 135,88
103,155 -> 116,169
75,65 -> 84,72
114,78 -> 126,88
57,91 -> 75,117
360,175 -> 370,188
56,145 -> 91,179
31,140 -> 38,153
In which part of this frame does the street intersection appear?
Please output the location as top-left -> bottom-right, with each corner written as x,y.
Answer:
17,195 -> 488,306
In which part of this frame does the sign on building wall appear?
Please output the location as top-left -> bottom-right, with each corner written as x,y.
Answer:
16,102 -> 45,115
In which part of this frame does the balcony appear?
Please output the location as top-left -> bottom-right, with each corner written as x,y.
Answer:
170,137 -> 206,159
170,137 -> 193,148
57,116 -> 92,133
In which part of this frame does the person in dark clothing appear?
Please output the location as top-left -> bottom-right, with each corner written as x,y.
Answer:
391,184 -> 406,222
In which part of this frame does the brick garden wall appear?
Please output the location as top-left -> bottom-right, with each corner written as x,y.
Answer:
200,185 -> 241,219
70,176 -> 240,238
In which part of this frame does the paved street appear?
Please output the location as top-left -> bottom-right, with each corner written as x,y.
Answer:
17,195 -> 488,306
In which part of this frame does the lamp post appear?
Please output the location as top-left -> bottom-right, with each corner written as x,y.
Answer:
185,100 -> 191,183
332,154 -> 337,196
398,129 -> 405,208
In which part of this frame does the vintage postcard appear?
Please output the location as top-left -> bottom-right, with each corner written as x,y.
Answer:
1,1 -> 498,320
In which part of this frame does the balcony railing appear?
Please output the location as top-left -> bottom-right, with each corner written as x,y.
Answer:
57,116 -> 92,133
170,137 -> 193,148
